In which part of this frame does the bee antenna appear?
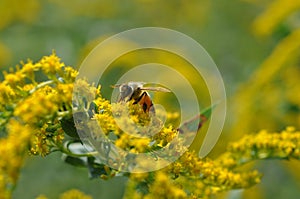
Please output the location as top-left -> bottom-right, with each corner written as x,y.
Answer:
111,84 -> 121,88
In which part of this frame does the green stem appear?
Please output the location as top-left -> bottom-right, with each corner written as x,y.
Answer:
29,80 -> 54,94
53,141 -> 99,158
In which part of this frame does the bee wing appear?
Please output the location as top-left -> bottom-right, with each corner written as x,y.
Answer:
111,82 -> 145,88
141,87 -> 171,93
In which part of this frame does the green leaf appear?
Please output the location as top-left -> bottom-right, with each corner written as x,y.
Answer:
178,104 -> 216,133
60,116 -> 79,138
62,154 -> 86,167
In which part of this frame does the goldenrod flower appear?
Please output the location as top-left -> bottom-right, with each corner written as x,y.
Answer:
0,83 -> 15,107
144,171 -> 187,199
1,52 -> 300,199
59,189 -> 92,199
0,120 -> 32,198
20,60 -> 39,81
39,52 -> 64,76
3,70 -> 25,87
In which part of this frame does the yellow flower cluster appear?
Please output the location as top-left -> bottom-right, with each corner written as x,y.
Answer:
92,98 -> 179,154
1,53 -> 300,198
125,171 -> 187,199
226,3 -> 300,198
165,153 -> 260,198
0,120 -> 32,199
125,126 -> 300,198
59,189 -> 92,199
126,154 -> 262,199
218,127 -> 300,169
1,52 -> 77,156
0,52 -> 77,198
36,189 -> 92,199
145,171 -> 187,199
14,86 -> 59,124
93,98 -> 118,136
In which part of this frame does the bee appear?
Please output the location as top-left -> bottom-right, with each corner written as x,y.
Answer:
112,82 -> 170,113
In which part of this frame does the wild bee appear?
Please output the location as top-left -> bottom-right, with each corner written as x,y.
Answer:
112,82 -> 170,113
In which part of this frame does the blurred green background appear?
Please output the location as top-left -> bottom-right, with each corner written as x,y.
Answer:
1,0 -> 299,198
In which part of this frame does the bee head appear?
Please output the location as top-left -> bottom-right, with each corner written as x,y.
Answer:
113,82 -> 145,102
116,84 -> 132,102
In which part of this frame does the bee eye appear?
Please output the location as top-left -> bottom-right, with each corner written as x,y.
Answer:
118,85 -> 134,101
120,85 -> 132,94
120,85 -> 131,92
